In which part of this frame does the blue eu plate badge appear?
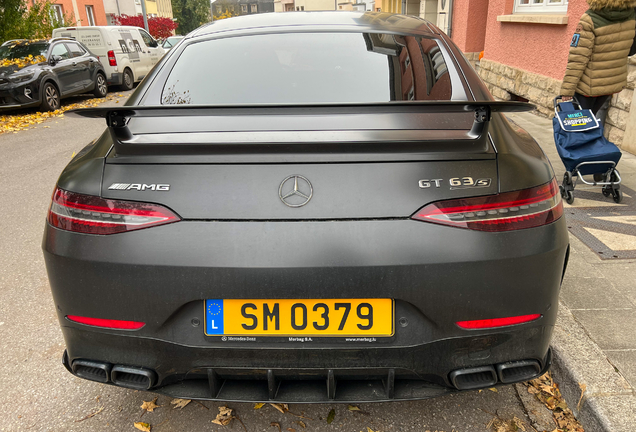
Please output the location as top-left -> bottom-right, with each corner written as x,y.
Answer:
205,299 -> 224,335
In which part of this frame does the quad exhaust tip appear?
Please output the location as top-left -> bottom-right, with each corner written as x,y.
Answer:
111,365 -> 156,390
72,359 -> 111,383
71,359 -> 156,390
450,359 -> 541,390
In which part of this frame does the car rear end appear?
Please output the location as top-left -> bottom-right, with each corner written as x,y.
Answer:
43,14 -> 569,402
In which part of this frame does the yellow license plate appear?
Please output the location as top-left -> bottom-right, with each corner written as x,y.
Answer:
205,299 -> 393,337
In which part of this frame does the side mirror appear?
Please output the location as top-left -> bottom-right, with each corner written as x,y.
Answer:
49,55 -> 62,66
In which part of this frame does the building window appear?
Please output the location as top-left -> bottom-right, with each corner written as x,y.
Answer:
85,5 -> 96,25
241,4 -> 247,12
300,5 -> 304,10
251,4 -> 257,12
514,0 -> 567,14
51,4 -> 64,22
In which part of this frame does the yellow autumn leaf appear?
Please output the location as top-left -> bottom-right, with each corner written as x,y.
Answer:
140,397 -> 159,412
134,422 -> 151,431
254,402 -> 265,409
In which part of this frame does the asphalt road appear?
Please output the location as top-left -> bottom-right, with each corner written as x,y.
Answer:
0,92 -> 538,432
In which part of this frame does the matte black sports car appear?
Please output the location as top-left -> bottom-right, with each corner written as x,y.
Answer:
43,12 -> 569,403
0,38 -> 107,111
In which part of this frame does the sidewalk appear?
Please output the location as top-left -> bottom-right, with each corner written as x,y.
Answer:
506,112 -> 636,432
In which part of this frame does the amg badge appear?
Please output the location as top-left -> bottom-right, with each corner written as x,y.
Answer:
108,183 -> 170,191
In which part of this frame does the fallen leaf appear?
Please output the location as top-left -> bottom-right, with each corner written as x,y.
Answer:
577,383 -> 587,411
348,405 -> 360,411
254,402 -> 265,409
513,416 -> 526,431
170,399 -> 191,409
367,428 -> 375,432
74,406 -> 104,422
489,387 -> 498,393
527,386 -> 540,394
134,422 -> 151,432
270,403 -> 289,414
141,397 -> 160,412
271,422 -> 281,431
540,385 -> 555,396
287,429 -> 296,432
295,420 -> 306,428
326,408 -> 335,424
212,406 -> 233,426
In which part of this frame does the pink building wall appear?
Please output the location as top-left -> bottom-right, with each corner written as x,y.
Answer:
451,0 -> 489,53
482,0 -> 588,80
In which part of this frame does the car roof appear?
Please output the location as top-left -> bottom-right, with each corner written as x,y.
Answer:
190,11 -> 436,39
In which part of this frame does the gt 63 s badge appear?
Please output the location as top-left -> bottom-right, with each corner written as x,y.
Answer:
418,177 -> 491,190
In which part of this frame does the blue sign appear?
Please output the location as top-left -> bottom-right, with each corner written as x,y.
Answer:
205,299 -> 224,335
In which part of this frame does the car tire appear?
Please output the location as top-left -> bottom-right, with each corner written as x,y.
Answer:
93,73 -> 108,98
40,82 -> 61,111
122,69 -> 134,91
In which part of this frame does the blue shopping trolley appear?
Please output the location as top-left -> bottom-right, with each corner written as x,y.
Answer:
553,96 -> 622,204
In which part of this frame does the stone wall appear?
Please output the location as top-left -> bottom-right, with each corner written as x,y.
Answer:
463,52 -> 480,70
477,58 -> 635,149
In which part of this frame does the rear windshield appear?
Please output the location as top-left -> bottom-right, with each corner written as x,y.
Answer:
162,32 -> 454,105
0,43 -> 48,60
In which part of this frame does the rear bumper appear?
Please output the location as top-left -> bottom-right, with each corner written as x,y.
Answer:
44,217 -> 568,400
107,72 -> 122,86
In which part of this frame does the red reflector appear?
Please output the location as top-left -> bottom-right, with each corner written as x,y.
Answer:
67,315 -> 145,330
107,50 -> 117,66
48,187 -> 180,235
456,314 -> 541,329
411,178 -> 563,232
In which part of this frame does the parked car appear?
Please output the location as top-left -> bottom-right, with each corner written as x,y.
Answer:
52,26 -> 165,90
162,36 -> 184,51
0,38 -> 107,111
44,12 -> 569,403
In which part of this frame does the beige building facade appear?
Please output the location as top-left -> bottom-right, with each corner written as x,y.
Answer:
275,0 -> 337,11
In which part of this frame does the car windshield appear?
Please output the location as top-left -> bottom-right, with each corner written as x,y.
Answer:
162,32 -> 454,105
165,37 -> 182,46
0,42 -> 49,60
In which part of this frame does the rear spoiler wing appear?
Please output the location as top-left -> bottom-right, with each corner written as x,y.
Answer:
69,101 -> 534,156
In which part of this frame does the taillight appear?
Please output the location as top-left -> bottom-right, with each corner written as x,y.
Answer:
456,314 -> 542,329
67,315 -> 145,330
107,50 -> 117,66
48,187 -> 180,235
411,178 -> 563,232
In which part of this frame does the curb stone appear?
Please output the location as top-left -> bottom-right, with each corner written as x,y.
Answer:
550,301 -> 635,432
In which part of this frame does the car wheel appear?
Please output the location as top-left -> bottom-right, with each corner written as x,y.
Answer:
93,73 -> 108,98
122,69 -> 134,91
41,82 -> 60,111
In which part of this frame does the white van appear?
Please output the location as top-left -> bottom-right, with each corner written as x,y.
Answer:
52,26 -> 165,90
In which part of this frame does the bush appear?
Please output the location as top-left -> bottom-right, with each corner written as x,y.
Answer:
112,15 -> 178,40
0,0 -> 72,41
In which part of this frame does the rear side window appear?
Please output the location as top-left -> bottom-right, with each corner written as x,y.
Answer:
161,32 -> 454,105
66,42 -> 87,57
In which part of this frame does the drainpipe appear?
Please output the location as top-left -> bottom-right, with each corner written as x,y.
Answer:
447,0 -> 453,37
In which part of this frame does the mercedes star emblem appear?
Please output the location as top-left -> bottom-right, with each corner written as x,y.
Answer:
279,175 -> 313,207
